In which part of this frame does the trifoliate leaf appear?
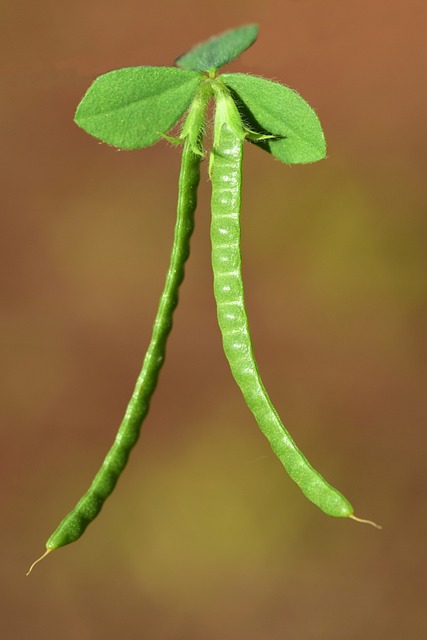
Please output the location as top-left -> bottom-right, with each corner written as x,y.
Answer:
175,24 -> 258,73
75,67 -> 202,150
222,73 -> 326,163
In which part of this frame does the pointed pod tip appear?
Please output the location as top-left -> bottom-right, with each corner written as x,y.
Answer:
26,548 -> 52,576
349,514 -> 382,530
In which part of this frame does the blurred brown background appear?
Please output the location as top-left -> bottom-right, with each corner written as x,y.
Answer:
2,0 -> 426,638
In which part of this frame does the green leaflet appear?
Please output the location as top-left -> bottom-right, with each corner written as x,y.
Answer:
175,24 -> 258,73
222,73 -> 326,164
74,67 -> 202,150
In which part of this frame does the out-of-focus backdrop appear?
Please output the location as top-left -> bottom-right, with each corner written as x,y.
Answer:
2,1 -> 426,638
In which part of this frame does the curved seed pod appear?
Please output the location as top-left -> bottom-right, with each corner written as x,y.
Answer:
27,138 -> 202,574
209,119 -> 354,518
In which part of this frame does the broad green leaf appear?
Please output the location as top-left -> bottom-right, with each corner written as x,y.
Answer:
75,67 -> 202,150
222,73 -> 326,164
175,24 -> 258,73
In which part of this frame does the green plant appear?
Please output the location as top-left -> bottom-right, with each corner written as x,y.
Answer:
28,25 -> 379,575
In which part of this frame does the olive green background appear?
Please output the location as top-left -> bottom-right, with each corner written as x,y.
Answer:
2,1 -> 426,638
